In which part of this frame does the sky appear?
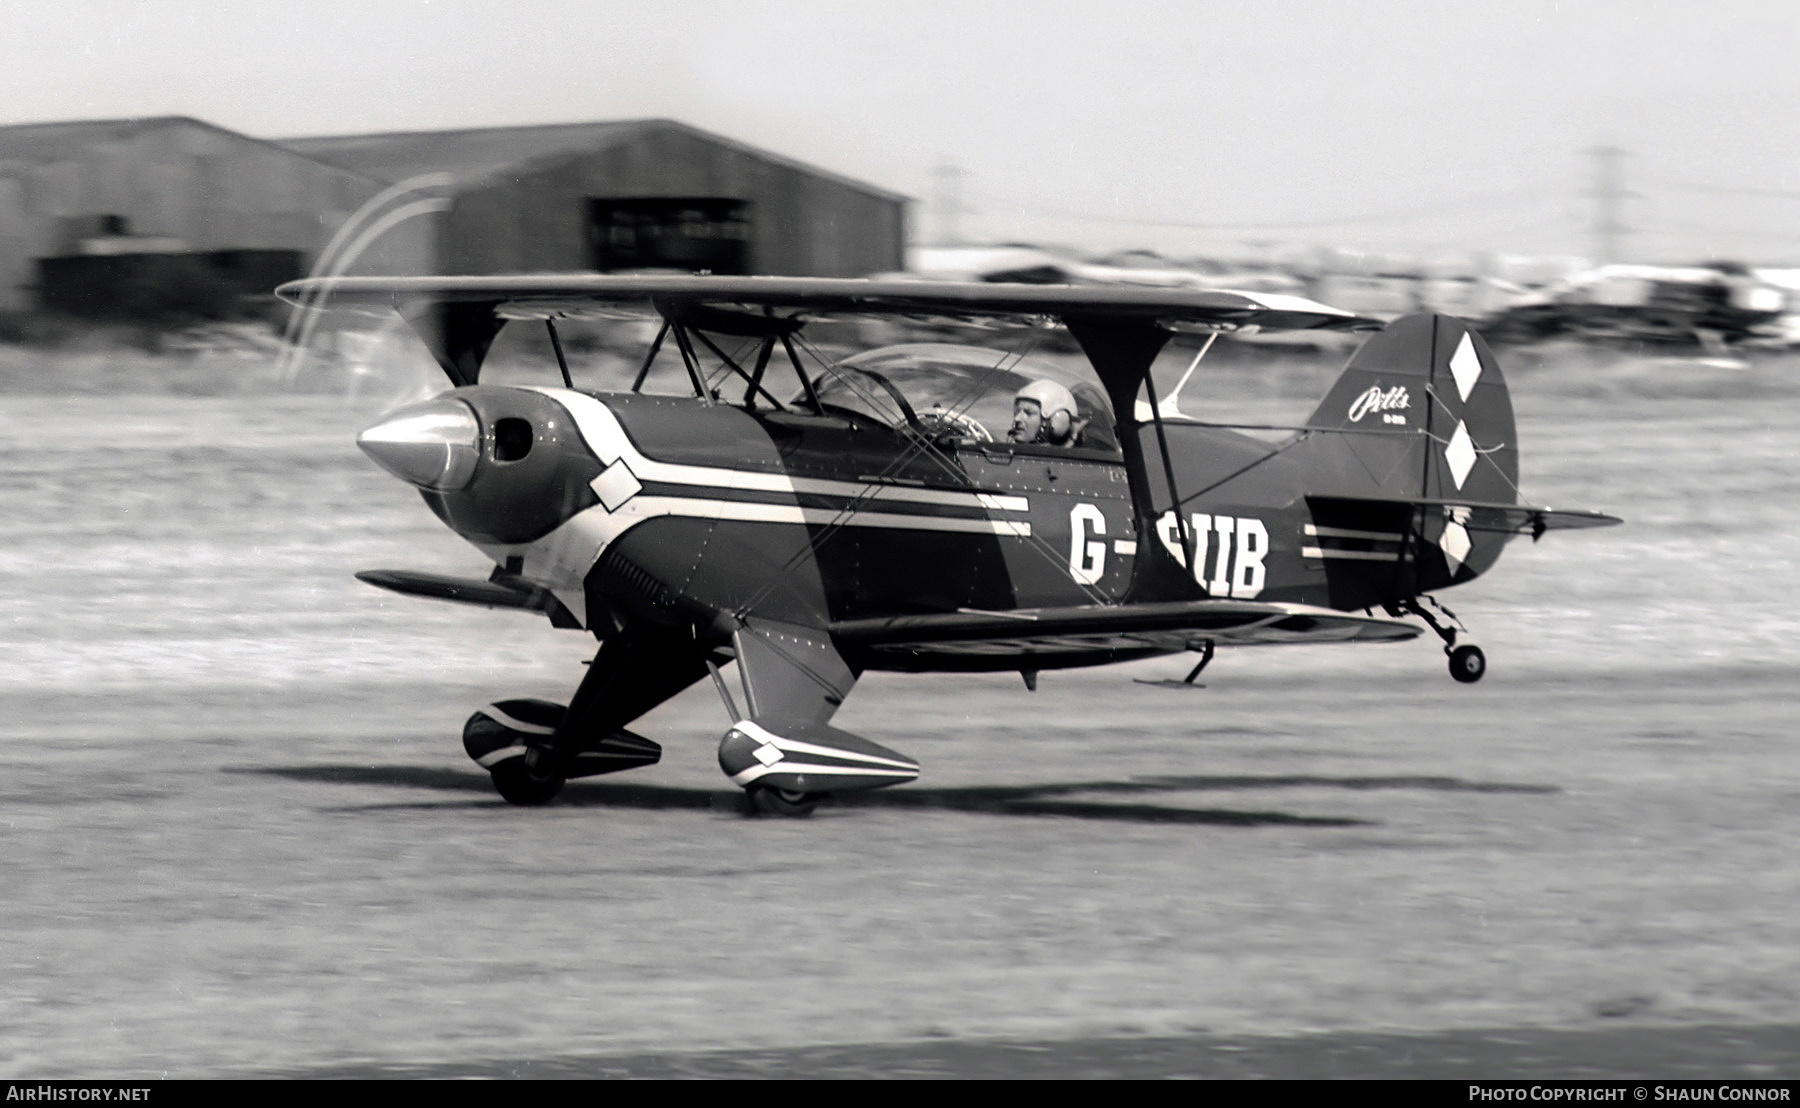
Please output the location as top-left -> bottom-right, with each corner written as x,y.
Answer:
3,0 -> 1798,266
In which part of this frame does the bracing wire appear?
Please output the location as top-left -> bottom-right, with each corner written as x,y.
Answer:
716,326 -> 1117,619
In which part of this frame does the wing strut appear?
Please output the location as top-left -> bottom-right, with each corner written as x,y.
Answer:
744,336 -> 777,409
1065,317 -> 1202,601
545,319 -> 574,388
1162,333 -> 1215,418
399,299 -> 504,387
668,323 -> 714,405
630,320 -> 671,392
689,328 -> 788,411
780,332 -> 827,414
1141,360 -> 1197,573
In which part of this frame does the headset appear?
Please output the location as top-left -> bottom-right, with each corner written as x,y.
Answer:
1016,379 -> 1079,444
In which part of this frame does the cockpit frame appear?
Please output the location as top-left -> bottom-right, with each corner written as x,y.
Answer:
613,311 -> 1124,460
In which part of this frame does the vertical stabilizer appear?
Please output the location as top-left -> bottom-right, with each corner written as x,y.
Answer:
1297,314 -> 1523,603
1303,313 -> 1519,504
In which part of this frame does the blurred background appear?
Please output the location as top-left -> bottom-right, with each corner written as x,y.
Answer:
0,0 -> 1797,367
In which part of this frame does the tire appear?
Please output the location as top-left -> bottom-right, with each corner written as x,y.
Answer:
746,785 -> 822,818
490,758 -> 565,806
1448,644 -> 1487,684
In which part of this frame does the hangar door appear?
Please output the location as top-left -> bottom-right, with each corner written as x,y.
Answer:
588,197 -> 751,274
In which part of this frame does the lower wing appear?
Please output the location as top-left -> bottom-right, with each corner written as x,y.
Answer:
832,599 -> 1418,666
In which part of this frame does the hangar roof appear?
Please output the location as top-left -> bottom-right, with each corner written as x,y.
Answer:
0,115 -> 387,184
279,117 -> 909,202
0,117 -> 170,161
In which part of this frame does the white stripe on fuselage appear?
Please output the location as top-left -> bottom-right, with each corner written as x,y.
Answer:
1303,524 -> 1404,542
527,388 -> 1028,512
474,389 -> 1032,626
1300,546 -> 1401,561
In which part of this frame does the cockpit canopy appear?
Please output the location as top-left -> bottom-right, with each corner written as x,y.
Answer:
809,344 -> 1119,453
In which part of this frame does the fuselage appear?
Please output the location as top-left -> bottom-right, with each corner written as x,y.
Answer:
355,327 -> 1531,675
372,383 -> 1383,647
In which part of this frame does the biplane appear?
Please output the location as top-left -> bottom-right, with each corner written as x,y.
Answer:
276,275 -> 1620,815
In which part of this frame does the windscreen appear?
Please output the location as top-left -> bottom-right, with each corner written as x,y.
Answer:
809,344 -> 1118,452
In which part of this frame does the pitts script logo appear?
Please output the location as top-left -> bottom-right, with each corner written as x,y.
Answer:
1348,384 -> 1411,425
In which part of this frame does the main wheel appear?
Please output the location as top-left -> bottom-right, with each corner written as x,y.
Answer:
746,784 -> 822,818
490,758 -> 565,806
1448,644 -> 1487,684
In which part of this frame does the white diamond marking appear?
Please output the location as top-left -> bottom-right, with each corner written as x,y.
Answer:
591,459 -> 642,511
1439,519 -> 1471,573
1445,421 -> 1477,489
752,742 -> 784,767
1449,332 -> 1482,402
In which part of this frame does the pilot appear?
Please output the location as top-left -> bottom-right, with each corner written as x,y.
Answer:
1009,379 -> 1085,447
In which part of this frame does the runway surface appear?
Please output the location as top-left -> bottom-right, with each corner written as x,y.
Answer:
2,342 -> 1797,1078
291,1023 -> 1800,1079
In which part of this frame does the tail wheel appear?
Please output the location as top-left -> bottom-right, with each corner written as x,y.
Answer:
490,758 -> 565,806
1448,644 -> 1487,684
746,785 -> 822,818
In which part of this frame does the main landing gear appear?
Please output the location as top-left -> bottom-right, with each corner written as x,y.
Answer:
1395,596 -> 1486,684
463,626 -> 708,807
713,619 -> 919,817
745,784 -> 822,818
489,756 -> 565,806
462,618 -> 918,816
463,696 -> 666,806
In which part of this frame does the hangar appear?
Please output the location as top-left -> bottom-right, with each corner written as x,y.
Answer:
0,116 -> 398,314
0,116 -> 908,317
282,118 -> 909,280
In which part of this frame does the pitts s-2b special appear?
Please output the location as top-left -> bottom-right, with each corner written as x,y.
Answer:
279,275 -> 1619,815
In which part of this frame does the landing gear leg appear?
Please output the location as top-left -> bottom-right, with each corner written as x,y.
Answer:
1182,640 -> 1216,686
1395,596 -> 1486,684
714,618 -> 912,818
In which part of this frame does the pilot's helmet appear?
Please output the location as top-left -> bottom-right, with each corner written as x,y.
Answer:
1016,379 -> 1078,421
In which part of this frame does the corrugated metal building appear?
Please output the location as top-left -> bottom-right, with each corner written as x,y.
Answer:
283,119 -> 909,279
0,115 -> 908,315
0,116 -> 402,312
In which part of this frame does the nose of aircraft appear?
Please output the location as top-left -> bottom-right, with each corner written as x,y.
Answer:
357,395 -> 481,490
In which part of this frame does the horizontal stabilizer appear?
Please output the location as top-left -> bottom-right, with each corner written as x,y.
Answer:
1309,495 -> 1622,538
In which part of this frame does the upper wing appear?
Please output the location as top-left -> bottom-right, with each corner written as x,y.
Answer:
275,274 -> 1383,335
831,598 -> 1419,665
